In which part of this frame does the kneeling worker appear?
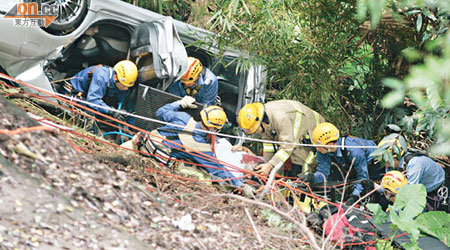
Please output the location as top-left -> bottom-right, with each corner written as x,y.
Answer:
380,170 -> 408,204
301,122 -> 382,205
126,96 -> 243,187
64,60 -> 138,122
237,100 -> 324,177
167,57 -> 218,105
376,137 -> 448,211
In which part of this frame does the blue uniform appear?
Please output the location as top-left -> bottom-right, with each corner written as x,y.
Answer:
69,65 -> 128,114
167,68 -> 218,105
156,101 -> 243,187
399,154 -> 445,193
313,136 -> 377,196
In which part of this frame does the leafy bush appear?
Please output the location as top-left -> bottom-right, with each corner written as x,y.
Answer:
120,0 -> 192,21
359,0 -> 450,155
367,184 -> 450,249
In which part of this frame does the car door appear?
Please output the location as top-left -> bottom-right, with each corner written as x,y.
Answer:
129,16 -> 187,91
125,16 -> 188,131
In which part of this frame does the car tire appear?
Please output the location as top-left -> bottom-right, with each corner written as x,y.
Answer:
41,0 -> 88,35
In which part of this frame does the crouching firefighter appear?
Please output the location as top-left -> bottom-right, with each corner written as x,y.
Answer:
237,100 -> 325,177
167,57 -> 218,106
125,96 -> 244,187
376,137 -> 449,212
300,122 -> 383,205
59,60 -> 138,132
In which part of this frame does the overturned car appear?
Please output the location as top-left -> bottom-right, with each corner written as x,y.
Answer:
0,0 -> 266,133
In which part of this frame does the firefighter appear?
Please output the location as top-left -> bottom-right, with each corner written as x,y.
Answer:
380,170 -> 408,204
301,122 -> 381,205
131,96 -> 243,187
167,57 -> 218,105
65,60 -> 138,121
376,138 -> 448,211
237,100 -> 324,177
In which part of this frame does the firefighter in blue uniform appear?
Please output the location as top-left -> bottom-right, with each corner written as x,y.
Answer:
376,138 -> 448,211
134,96 -> 243,187
300,122 -> 381,205
65,60 -> 138,121
167,57 -> 218,105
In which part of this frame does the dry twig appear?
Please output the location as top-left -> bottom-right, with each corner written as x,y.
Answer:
244,207 -> 263,247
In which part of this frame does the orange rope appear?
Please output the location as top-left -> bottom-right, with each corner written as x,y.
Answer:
0,73 -> 346,209
0,125 -> 52,135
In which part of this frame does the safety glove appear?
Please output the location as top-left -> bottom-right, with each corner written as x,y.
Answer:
112,111 -> 128,122
345,194 -> 359,206
178,96 -> 198,109
361,179 -> 375,192
298,173 -> 315,184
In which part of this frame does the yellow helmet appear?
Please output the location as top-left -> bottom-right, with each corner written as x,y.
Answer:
200,106 -> 227,129
114,60 -> 138,87
312,122 -> 340,145
377,138 -> 405,159
181,57 -> 203,85
237,103 -> 264,134
381,170 -> 408,194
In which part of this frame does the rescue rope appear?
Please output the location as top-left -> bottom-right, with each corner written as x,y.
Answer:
0,73 -> 369,213
0,75 -> 257,176
0,73 -> 378,150
2,75 -> 425,248
341,232 -> 409,247
0,125 -> 52,135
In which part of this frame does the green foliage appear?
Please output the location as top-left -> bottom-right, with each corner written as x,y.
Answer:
206,0 -> 401,137
120,0 -> 192,21
376,239 -> 395,250
356,0 -> 389,29
368,184 -> 427,249
391,184 -> 426,220
416,211 -> 450,246
382,34 -> 450,155
367,184 -> 450,248
370,133 -> 406,167
261,209 -> 294,232
360,0 -> 450,155
367,203 -> 388,225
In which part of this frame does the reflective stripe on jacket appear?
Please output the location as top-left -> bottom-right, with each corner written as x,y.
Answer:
155,101 -> 243,186
262,100 -> 324,169
313,136 -> 376,196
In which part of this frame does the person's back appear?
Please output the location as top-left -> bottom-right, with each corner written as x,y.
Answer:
155,97 -> 243,187
375,136 -> 449,212
155,100 -> 210,153
403,154 -> 445,193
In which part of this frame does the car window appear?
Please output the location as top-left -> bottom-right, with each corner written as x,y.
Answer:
214,57 -> 240,85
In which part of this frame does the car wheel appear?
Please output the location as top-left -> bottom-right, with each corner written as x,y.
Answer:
42,0 -> 88,35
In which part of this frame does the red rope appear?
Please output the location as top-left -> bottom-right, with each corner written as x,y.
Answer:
0,125 -> 52,135
342,232 -> 409,247
0,73 -> 346,209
